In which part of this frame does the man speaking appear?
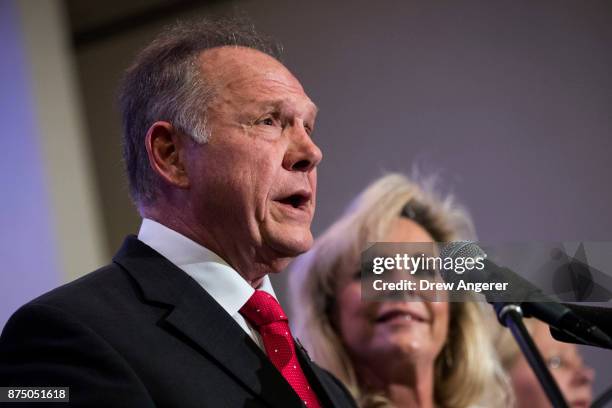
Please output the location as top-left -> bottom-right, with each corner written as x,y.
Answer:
0,19 -> 356,408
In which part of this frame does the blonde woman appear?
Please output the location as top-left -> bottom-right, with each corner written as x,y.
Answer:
289,173 -> 511,408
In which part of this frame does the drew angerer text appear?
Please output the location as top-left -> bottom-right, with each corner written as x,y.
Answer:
372,279 -> 509,293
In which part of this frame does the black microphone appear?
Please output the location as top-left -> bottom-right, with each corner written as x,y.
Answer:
551,304 -> 612,349
440,241 -> 612,348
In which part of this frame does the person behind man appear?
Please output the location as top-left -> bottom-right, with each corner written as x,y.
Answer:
288,173 -> 511,407
495,318 -> 594,408
0,18 -> 356,408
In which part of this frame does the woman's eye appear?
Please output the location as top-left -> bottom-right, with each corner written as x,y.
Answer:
546,355 -> 562,369
261,118 -> 275,126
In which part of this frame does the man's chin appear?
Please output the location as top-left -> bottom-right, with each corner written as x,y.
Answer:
262,226 -> 314,259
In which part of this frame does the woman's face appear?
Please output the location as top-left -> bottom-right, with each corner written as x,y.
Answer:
510,321 -> 594,408
334,217 -> 450,382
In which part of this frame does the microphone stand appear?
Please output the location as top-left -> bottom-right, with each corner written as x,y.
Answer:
495,303 -> 569,408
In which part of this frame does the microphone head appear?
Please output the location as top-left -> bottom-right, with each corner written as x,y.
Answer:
438,241 -> 487,287
440,241 -> 486,260
441,241 -> 548,303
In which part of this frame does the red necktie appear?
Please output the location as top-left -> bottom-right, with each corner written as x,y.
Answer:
240,290 -> 322,408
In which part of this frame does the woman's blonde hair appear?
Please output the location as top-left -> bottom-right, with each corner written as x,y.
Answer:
289,173 -> 511,407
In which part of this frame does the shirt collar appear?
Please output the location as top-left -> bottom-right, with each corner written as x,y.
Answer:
137,218 -> 277,317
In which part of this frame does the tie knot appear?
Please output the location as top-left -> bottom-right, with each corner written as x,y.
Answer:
240,290 -> 288,327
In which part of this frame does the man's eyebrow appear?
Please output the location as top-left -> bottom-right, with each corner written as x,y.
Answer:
269,99 -> 318,118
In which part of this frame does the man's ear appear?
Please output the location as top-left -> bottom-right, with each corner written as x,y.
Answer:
145,121 -> 190,188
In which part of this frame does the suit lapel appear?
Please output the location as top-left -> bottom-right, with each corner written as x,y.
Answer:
113,236 -> 303,408
295,340 -> 354,408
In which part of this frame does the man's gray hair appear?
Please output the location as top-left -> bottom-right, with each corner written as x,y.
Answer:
119,18 -> 281,205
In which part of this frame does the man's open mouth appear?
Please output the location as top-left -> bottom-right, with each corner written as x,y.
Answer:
275,191 -> 311,210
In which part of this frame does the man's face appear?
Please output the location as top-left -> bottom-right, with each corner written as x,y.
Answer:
183,47 -> 321,276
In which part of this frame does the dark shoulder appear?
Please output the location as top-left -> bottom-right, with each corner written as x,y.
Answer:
29,262 -> 135,311
311,362 -> 358,408
0,266 -> 155,405
14,261 -> 152,335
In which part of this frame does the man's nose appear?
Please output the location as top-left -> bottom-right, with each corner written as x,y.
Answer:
282,123 -> 323,172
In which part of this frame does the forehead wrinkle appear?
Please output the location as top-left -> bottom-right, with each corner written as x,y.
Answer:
198,49 -> 317,118
224,79 -> 317,119
226,75 -> 306,98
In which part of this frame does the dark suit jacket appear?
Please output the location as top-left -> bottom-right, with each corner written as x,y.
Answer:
0,236 -> 357,408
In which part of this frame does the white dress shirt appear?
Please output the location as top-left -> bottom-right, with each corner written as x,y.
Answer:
137,218 -> 276,351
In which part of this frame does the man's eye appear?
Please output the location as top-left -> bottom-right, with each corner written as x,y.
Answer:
257,116 -> 277,126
